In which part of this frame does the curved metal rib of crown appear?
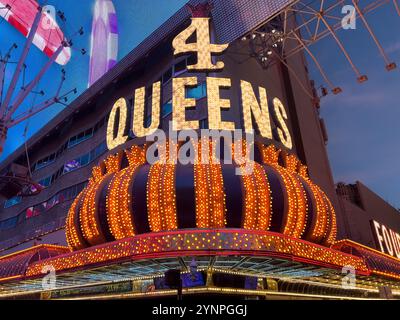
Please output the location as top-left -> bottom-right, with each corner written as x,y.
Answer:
66,140 -> 337,251
259,144 -> 337,245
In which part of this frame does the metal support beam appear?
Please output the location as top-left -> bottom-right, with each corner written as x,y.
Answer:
248,0 -> 389,72
394,0 -> 400,15
272,51 -> 315,101
9,72 -> 66,127
0,8 -> 42,116
5,45 -> 64,122
0,44 -> 17,106
352,0 -> 396,71
0,60 -> 6,106
318,12 -> 367,83
292,32 -> 341,94
9,98 -> 58,128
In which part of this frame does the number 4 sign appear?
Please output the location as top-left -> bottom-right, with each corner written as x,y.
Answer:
173,17 -> 229,71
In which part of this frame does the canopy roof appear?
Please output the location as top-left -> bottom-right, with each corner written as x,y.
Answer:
0,245 -> 69,281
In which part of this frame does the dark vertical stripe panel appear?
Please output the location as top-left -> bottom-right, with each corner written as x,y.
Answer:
222,164 -> 243,228
175,164 -> 196,228
97,175 -> 115,242
131,165 -> 151,234
299,178 -> 317,240
263,165 -> 286,233
74,191 -> 90,249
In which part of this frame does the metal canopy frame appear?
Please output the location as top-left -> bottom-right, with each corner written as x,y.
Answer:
0,255 -> 399,298
234,0 -> 398,97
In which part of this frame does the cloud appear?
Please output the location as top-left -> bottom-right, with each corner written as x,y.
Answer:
386,40 -> 400,54
326,89 -> 389,106
322,84 -> 394,109
317,71 -> 400,208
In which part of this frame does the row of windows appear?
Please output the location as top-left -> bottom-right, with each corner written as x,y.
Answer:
35,153 -> 56,171
160,56 -> 194,85
37,141 -> 107,189
0,182 -> 87,231
34,116 -> 107,171
147,81 -> 207,126
67,128 -> 94,149
139,57 -> 193,122
37,165 -> 64,188
64,142 -> 108,174
5,61 -> 203,208
4,142 -> 107,209
138,80 -> 207,139
4,196 -> 22,209
32,58 -> 197,172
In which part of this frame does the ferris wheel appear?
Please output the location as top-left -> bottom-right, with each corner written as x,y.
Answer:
0,0 -> 83,199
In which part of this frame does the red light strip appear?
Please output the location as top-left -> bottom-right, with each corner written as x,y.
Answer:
26,229 -> 368,277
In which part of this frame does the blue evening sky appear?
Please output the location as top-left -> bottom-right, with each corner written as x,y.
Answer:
0,1 -> 399,208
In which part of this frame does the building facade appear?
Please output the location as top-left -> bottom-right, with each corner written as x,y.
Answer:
0,0 -> 339,255
0,0 -> 399,299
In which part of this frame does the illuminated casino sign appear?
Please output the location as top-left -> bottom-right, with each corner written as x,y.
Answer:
65,12 -> 337,257
371,220 -> 400,258
106,17 -> 293,151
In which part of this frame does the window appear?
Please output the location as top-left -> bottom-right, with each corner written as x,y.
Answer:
80,153 -> 90,166
0,216 -> 18,230
162,100 -> 173,118
4,196 -> 22,209
35,153 -> 56,171
38,176 -> 52,188
200,119 -> 208,129
68,128 -> 94,148
26,206 -> 42,219
63,159 -> 79,174
63,157 -> 83,174
187,54 -> 197,66
64,141 -> 107,174
68,136 -> 77,147
162,68 -> 172,84
33,116 -> 107,173
23,182 -> 88,221
90,141 -> 107,160
174,59 -> 187,75
161,58 -> 188,84
187,82 -> 207,99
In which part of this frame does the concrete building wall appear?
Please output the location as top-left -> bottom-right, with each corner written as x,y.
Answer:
337,181 -> 400,249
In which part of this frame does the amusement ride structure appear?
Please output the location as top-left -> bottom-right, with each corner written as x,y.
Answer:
0,0 -> 83,199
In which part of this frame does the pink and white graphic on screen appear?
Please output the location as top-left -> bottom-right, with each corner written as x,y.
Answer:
0,0 -> 71,65
88,0 -> 118,87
